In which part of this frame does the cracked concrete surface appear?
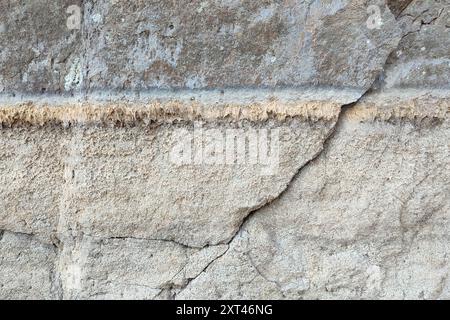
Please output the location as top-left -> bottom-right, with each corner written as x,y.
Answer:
177,92 -> 449,299
0,0 -> 449,300
0,106 -> 339,247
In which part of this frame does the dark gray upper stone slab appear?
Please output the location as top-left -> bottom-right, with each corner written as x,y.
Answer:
2,0 -> 401,95
378,0 -> 450,89
84,0 -> 400,93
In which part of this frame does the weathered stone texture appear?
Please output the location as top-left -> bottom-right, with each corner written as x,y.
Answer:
177,96 -> 450,300
0,231 -> 59,299
0,0 -> 449,300
58,235 -> 228,299
62,119 -> 336,247
0,0 -> 83,93
0,127 -> 68,242
386,0 -> 413,17
1,0 -> 401,96
0,101 -> 340,248
83,0 -> 399,92
378,0 -> 450,89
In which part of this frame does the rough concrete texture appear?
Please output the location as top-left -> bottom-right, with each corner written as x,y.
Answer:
177,95 -> 450,300
0,100 -> 339,248
0,0 -> 449,300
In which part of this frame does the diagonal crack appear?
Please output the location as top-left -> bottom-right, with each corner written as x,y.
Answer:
246,249 -> 286,298
168,244 -> 231,300
161,115 -> 349,295
216,99 -> 361,249
167,93 -> 391,297
399,7 -> 446,40
164,102 -> 361,298
183,2 -> 408,291
1,1 -> 409,300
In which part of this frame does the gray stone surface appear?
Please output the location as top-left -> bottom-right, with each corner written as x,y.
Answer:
83,0 -> 399,92
0,231 -> 60,299
377,0 -> 450,89
0,126 -> 68,243
1,0 -> 401,94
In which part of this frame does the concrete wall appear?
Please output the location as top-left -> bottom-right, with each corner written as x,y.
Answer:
0,0 -> 449,299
